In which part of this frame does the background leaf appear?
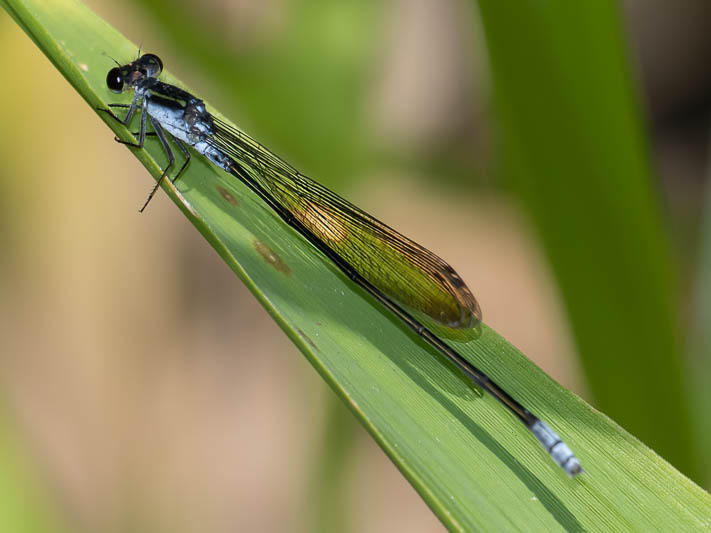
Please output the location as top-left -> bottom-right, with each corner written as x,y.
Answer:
476,0 -> 701,479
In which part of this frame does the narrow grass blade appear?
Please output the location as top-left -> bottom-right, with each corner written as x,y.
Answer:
2,0 -> 710,530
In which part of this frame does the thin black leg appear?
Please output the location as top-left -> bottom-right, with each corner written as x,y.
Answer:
139,116 -> 175,212
96,90 -> 142,125
114,96 -> 148,148
171,138 -> 191,184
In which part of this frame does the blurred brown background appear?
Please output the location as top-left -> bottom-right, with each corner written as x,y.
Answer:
1,0 -> 710,531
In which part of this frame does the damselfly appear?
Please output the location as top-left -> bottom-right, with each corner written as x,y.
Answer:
99,53 -> 582,477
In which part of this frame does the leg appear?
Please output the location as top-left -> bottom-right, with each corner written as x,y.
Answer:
113,95 -> 148,148
96,90 -> 143,126
139,117 -> 175,212
96,103 -> 129,123
170,138 -> 191,184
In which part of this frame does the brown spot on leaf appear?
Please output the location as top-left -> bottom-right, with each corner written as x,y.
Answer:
217,186 -> 238,206
253,239 -> 291,275
297,328 -> 318,351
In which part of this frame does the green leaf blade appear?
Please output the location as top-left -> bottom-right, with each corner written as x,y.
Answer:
3,0 -> 710,531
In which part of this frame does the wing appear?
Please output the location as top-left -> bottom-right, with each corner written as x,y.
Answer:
210,118 -> 481,329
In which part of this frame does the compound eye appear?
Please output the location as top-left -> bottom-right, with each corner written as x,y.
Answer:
141,54 -> 163,76
143,54 -> 163,76
106,67 -> 124,93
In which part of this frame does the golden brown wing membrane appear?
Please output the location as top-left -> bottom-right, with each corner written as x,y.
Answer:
211,119 -> 481,329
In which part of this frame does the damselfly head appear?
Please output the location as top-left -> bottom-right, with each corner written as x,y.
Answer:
106,53 -> 163,93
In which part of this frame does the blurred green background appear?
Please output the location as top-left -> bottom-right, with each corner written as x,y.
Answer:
1,0 -> 710,531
